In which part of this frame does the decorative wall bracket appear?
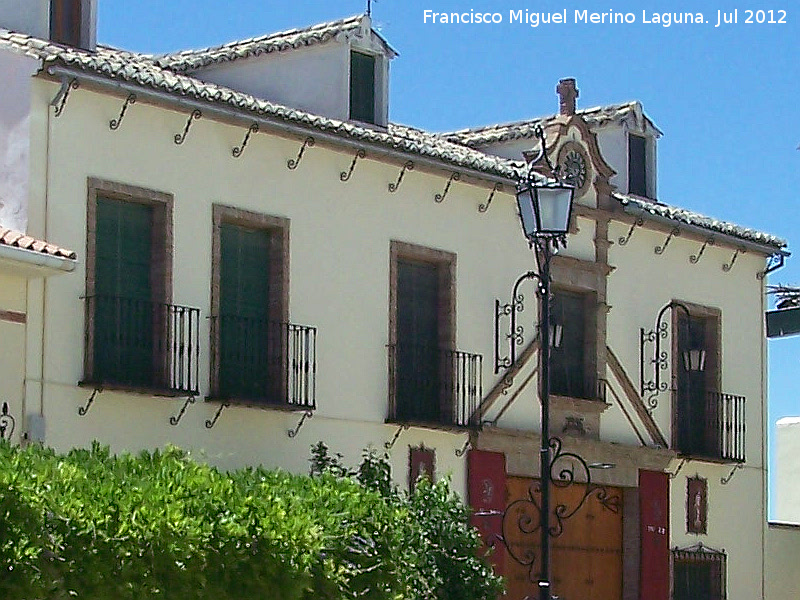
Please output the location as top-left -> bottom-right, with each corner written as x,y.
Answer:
757,253 -> 785,281
640,301 -> 693,411
434,172 -> 460,203
0,402 -> 15,440
618,217 -> 644,246
689,237 -> 715,264
478,182 -> 503,213
654,227 -> 680,255
232,123 -> 259,158
169,396 -> 196,426
340,149 -> 366,181
78,388 -> 101,416
287,136 -> 315,170
288,410 -> 313,438
388,161 -> 414,193
722,247 -> 745,273
455,437 -> 471,457
174,109 -> 202,145
720,462 -> 744,485
205,401 -> 229,429
384,424 -> 409,450
109,93 -> 137,130
53,78 -> 79,118
494,270 -> 542,373
669,458 -> 687,479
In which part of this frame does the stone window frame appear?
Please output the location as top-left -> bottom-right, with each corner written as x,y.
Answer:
209,204 -> 290,400
388,240 -> 457,422
669,300 -> 723,453
84,178 -> 173,386
549,255 -> 610,402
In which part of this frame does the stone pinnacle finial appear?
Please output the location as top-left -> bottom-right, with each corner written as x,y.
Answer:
557,78 -> 579,116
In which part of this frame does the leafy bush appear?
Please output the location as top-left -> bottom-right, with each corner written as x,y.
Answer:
0,441 -> 501,600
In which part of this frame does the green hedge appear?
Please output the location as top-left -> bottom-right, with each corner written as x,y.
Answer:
0,441 -> 501,600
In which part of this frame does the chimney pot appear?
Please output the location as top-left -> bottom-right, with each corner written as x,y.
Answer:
557,78 -> 579,116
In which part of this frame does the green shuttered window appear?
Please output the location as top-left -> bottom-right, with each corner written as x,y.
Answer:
218,223 -> 277,401
350,51 -> 376,124
93,197 -> 154,387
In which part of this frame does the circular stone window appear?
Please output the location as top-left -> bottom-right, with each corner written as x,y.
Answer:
557,142 -> 591,196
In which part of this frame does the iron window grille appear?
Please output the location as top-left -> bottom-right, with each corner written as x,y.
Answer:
672,543 -> 726,600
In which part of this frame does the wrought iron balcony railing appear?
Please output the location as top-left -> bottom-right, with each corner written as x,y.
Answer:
83,295 -> 200,395
210,315 -> 316,410
677,391 -> 746,463
388,343 -> 482,429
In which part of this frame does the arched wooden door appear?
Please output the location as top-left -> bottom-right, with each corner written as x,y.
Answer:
504,476 -> 623,600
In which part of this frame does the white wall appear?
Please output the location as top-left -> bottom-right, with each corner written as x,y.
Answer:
0,49 -> 38,233
766,522 -> 800,599
0,0 -> 48,38
776,417 -> 800,522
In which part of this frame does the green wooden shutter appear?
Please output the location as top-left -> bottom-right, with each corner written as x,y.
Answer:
350,51 -> 376,124
396,259 -> 440,422
550,290 -> 588,398
628,134 -> 647,197
219,224 -> 273,401
93,198 -> 154,387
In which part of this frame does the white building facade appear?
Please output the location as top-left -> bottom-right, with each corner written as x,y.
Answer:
0,2 -> 796,599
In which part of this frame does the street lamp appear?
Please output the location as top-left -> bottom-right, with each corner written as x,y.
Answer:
514,124 -> 575,600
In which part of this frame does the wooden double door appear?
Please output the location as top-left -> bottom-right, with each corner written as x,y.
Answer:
504,476 -> 623,600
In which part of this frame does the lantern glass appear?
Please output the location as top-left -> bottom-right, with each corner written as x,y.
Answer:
683,348 -> 707,372
534,185 -> 574,234
516,185 -> 537,238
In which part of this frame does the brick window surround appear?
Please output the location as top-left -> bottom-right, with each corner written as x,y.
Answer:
209,204 -> 289,399
84,178 -> 173,384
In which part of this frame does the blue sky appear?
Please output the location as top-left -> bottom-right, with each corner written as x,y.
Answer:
99,0 -> 798,513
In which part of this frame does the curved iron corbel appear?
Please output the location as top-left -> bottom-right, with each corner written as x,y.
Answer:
478,182 -> 503,213
340,149 -> 366,181
618,217 -> 644,246
640,301 -> 694,410
109,93 -> 137,130
169,396 -> 196,426
384,424 -> 409,450
757,253 -> 784,281
388,161 -> 414,193
78,387 -> 101,416
287,410 -> 313,438
669,458 -> 688,479
53,78 -> 79,117
720,462 -> 744,485
0,401 -> 16,440
174,109 -> 202,145
205,401 -> 230,429
494,270 -> 541,373
435,172 -> 460,203
654,227 -> 680,255
689,237 -> 715,264
455,438 -> 471,457
722,246 -> 745,272
232,123 -> 259,158
287,136 -> 315,170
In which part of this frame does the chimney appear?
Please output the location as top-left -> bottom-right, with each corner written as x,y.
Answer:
557,78 -> 579,116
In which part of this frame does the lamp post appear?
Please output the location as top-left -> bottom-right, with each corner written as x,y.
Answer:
514,125 -> 575,600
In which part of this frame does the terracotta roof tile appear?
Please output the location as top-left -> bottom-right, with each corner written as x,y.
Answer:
0,228 -> 77,260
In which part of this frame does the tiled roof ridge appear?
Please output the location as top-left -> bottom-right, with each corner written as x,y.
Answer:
0,29 -> 524,181
154,14 -> 367,72
613,192 -> 786,251
443,101 -> 657,147
0,227 -> 77,260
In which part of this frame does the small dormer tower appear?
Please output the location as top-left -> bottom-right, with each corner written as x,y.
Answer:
0,0 -> 97,50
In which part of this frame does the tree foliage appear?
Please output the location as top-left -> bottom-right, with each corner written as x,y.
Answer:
0,441 -> 501,600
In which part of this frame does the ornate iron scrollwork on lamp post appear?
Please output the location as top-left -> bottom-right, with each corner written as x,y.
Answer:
640,301 -> 707,411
